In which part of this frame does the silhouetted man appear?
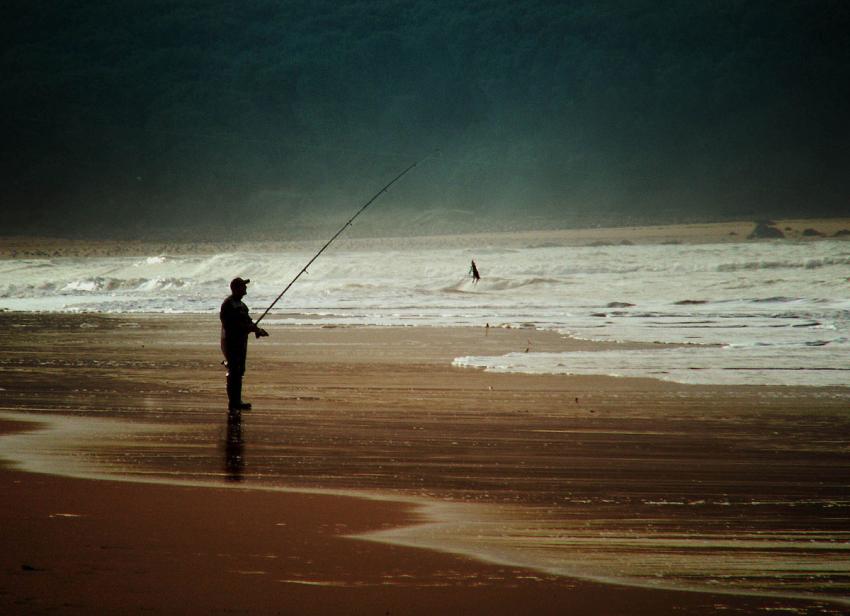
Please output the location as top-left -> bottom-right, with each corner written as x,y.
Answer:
220,277 -> 268,413
470,259 -> 481,283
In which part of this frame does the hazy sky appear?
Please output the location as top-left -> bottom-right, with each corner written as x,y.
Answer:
2,1 -> 849,239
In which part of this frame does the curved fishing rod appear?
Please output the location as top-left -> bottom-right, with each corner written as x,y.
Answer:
254,156 -> 427,325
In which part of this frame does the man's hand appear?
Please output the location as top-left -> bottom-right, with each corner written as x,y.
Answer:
255,327 -> 269,338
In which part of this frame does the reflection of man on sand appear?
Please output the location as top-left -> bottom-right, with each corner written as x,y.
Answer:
220,277 -> 268,413
224,412 -> 244,481
470,259 -> 481,284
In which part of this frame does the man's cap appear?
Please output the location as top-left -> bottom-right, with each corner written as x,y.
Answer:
230,277 -> 250,291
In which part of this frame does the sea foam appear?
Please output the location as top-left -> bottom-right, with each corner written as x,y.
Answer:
1,240 -> 848,387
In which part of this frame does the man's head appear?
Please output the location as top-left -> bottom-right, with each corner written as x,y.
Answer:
229,277 -> 250,298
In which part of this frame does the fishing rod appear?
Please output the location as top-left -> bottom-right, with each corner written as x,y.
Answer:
254,156 -> 426,325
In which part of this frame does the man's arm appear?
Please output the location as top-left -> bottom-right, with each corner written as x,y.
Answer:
223,299 -> 269,338
243,307 -> 269,338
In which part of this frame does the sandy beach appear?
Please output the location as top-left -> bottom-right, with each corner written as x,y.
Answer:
1,312 -> 848,614
6,0 -> 850,610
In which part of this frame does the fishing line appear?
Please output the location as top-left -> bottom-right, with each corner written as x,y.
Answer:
254,153 -> 433,325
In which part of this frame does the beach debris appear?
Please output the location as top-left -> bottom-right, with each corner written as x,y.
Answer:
747,221 -> 785,239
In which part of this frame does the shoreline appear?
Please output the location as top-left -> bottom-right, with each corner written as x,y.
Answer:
1,313 -> 848,613
2,414 -> 844,614
1,216 -> 849,258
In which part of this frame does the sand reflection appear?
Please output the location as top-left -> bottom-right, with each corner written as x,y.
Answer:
225,412 -> 245,482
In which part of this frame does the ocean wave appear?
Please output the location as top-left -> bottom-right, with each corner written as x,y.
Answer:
64,276 -> 191,293
454,344 -> 850,387
750,296 -> 798,303
717,256 -> 850,272
337,282 -> 385,291
134,255 -> 170,266
438,276 -> 565,293
2,242 -> 849,389
485,277 -> 565,291
2,276 -> 194,297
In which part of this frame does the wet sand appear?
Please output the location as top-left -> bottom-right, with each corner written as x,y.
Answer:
4,460 -> 812,616
1,312 -> 848,614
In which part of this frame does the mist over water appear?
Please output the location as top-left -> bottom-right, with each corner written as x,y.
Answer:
3,2 -> 850,238
2,238 -> 848,387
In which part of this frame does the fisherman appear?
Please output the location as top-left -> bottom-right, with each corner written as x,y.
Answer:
470,259 -> 481,283
220,277 -> 268,413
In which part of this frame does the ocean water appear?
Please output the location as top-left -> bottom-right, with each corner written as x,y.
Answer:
2,237 -> 850,608
1,238 -> 849,387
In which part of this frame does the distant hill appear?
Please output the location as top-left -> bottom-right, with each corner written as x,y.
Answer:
2,1 -> 849,239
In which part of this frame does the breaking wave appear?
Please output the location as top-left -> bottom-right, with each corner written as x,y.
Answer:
716,255 -> 850,272
1,239 -> 849,387
3,276 -> 190,297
